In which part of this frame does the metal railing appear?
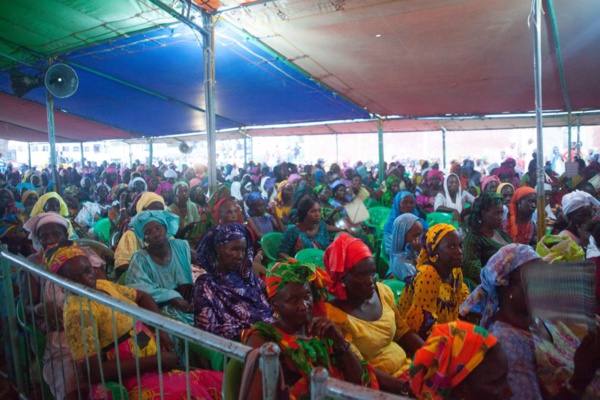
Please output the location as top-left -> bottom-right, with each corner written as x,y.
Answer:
1,247 -> 411,400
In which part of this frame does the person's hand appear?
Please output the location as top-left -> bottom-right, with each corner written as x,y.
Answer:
253,255 -> 267,278
175,284 -> 193,301
158,330 -> 173,352
308,317 -> 345,347
169,298 -> 193,313
451,210 -> 462,223
158,351 -> 179,371
571,331 -> 600,391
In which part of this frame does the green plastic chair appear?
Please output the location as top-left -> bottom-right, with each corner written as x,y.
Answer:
375,239 -> 390,279
381,279 -> 406,305
94,218 -> 112,245
260,232 -> 283,262
294,248 -> 325,268
364,206 -> 391,238
189,342 -> 224,371
222,359 -> 243,400
365,197 -> 382,209
426,211 -> 459,228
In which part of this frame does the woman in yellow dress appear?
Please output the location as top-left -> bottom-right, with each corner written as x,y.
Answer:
397,223 -> 470,339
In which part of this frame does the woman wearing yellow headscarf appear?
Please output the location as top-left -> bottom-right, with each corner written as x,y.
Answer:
30,192 -> 78,239
397,223 -> 470,339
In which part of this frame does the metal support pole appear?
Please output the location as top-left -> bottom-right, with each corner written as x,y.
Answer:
45,62 -> 59,191
259,342 -> 281,400
532,0 -> 546,239
335,133 -> 339,163
202,13 -> 218,193
442,128 -> 447,170
568,122 -> 572,162
377,119 -> 384,185
129,143 -> 133,167
576,122 -> 581,158
1,245 -> 26,393
243,131 -> 248,168
148,138 -> 153,165
80,142 -> 85,170
27,143 -> 32,169
310,367 -> 329,400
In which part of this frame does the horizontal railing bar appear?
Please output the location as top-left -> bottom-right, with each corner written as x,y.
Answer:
1,250 -> 251,361
324,379 -> 411,400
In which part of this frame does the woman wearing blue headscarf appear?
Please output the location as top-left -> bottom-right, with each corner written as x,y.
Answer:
124,210 -> 194,326
386,214 -> 424,281
382,191 -> 427,256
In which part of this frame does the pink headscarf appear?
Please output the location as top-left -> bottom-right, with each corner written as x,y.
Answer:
427,170 -> 444,186
480,175 -> 501,192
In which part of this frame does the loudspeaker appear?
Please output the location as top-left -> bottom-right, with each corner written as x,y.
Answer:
9,68 -> 44,98
45,63 -> 78,98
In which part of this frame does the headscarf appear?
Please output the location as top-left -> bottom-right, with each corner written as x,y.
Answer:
244,191 -> 266,217
381,175 -> 401,207
323,233 -> 373,300
383,191 -> 421,242
561,190 -> 600,216
388,214 -> 421,280
213,197 -> 243,224
44,241 -> 87,274
230,181 -> 243,201
155,181 -> 173,195
189,178 -> 201,188
492,166 -> 515,180
30,192 -> 70,217
312,184 -> 328,198
496,182 -> 514,195
135,192 -> 165,213
441,173 -> 464,213
467,192 -> 503,231
16,182 -> 35,194
276,180 -> 292,203
130,210 -> 180,241
130,177 -> 148,192
21,190 -> 38,206
288,173 -> 302,184
24,212 -> 69,251
427,170 -> 444,186
314,170 -> 326,185
173,180 -> 189,193
417,223 -> 457,266
163,169 -> 177,179
506,186 -> 536,242
196,223 -> 253,276
459,244 -> 540,328
265,260 -> 331,317
329,179 -> 346,195
480,175 -> 500,192
410,321 -> 498,400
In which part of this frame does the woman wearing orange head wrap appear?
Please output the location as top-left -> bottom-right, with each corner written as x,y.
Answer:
504,186 -> 537,245
324,233 -> 424,381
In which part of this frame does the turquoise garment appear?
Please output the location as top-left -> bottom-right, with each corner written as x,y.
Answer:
130,210 -> 180,241
278,221 -> 331,256
125,238 -> 193,325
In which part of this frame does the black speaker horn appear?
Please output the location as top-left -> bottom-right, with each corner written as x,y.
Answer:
9,68 -> 44,98
179,142 -> 193,154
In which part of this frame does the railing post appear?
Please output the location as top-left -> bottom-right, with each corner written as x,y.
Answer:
259,342 -> 281,400
1,246 -> 26,393
311,367 -> 329,400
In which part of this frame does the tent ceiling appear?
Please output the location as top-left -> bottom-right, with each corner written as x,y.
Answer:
0,0 -> 599,143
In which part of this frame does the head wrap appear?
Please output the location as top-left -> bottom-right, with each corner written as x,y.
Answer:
442,173 -> 464,213
230,181 -> 243,201
314,169 -> 326,185
496,182 -> 514,195
381,175 -> 401,206
196,223 -> 253,276
410,321 -> 498,400
21,190 -> 38,206
105,166 -> 118,175
329,179 -> 347,194
480,175 -> 500,192
459,244 -> 540,328
288,173 -> 302,183
467,192 -> 503,231
492,166 -> 515,180
24,212 -> 70,251
130,210 -> 180,241
506,186 -> 537,242
427,170 -> 444,186
130,177 -> 148,192
16,182 -> 36,194
323,233 -> 373,300
44,241 -> 87,274
163,169 -> 177,179
383,191 -> 421,242
213,197 -> 243,224
135,192 -> 165,213
173,180 -> 189,194
417,223 -> 457,266
30,192 -> 70,217
388,213 -> 421,280
276,180 -> 292,202
265,260 -> 331,317
155,181 -> 173,195
561,190 -> 600,216
189,178 -> 201,188
313,184 -> 328,197
245,191 -> 266,217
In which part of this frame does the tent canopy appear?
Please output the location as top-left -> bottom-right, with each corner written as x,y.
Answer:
0,0 -> 599,142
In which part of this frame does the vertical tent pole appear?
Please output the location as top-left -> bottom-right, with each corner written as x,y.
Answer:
442,128 -> 447,170
80,142 -> 85,170
567,122 -> 572,162
45,60 -> 59,193
129,143 -> 133,167
202,13 -> 217,192
377,119 -> 384,185
148,138 -> 153,165
335,133 -> 339,163
243,130 -> 248,167
576,121 -> 581,158
532,0 -> 547,239
27,143 -> 32,169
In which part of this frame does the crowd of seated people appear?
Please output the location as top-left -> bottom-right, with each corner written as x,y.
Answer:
1,153 -> 599,399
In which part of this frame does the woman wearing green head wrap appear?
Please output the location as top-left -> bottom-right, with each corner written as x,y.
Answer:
381,175 -> 401,208
124,210 -> 195,326
167,181 -> 203,248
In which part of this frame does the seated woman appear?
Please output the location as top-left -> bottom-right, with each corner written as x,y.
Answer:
463,192 -> 512,283
380,175 -> 401,208
397,223 -> 470,339
434,173 -> 475,223
480,175 -> 501,194
415,169 -> 444,213
30,192 -> 79,239
382,191 -> 426,257
167,181 -> 201,244
21,189 -> 39,220
53,241 -> 223,400
505,186 -> 537,245
314,184 -> 344,226
125,210 -> 194,326
558,190 -> 599,246
410,321 -> 511,400
270,180 -> 294,226
323,234 -> 424,380
243,260 -> 408,399
193,223 -> 274,341
245,191 -> 284,240
114,192 -> 165,278
387,213 -> 423,280
460,244 -> 600,400
0,188 -> 28,255
278,194 -> 331,259
329,180 -> 351,210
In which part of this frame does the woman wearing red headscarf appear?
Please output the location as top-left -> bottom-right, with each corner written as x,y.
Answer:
504,187 -> 537,246
324,234 -> 423,381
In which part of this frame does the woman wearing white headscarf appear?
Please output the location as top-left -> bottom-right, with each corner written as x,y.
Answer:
559,190 -> 600,246
434,173 -> 475,223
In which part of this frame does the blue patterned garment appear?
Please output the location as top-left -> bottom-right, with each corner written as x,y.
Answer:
193,223 -> 274,341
